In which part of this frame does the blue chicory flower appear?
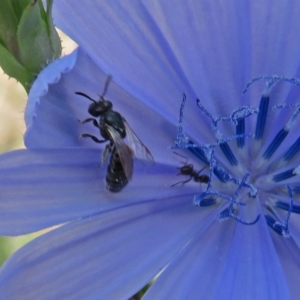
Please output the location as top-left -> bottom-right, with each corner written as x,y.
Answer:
1,1 -> 300,299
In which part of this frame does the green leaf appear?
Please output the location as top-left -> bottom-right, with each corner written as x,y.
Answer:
0,0 -> 61,92
45,0 -> 62,58
17,0 -> 54,72
10,0 -> 33,20
0,0 -> 19,55
0,43 -> 34,92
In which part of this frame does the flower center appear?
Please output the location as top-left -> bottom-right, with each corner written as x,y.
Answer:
173,76 -> 300,237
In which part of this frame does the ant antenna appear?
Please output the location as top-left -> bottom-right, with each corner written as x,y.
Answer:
173,151 -> 188,165
101,75 -> 112,98
75,92 -> 97,103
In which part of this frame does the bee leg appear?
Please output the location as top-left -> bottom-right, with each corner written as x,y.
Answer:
101,143 -> 113,165
79,118 -> 100,128
80,133 -> 107,143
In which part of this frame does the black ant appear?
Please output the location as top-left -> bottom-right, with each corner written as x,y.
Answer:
171,152 -> 209,187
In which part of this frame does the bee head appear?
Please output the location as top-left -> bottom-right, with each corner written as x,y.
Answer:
88,98 -> 113,116
76,76 -> 114,117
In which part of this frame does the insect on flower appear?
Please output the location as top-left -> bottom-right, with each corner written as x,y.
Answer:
75,76 -> 155,192
171,152 -> 209,187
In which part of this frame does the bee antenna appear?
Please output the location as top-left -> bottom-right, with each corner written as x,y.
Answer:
75,92 -> 97,104
101,75 -> 112,98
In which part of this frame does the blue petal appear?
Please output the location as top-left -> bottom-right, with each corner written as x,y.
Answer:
0,195 -> 213,299
25,49 -> 78,130
25,47 -> 180,164
52,1 -> 300,139
0,149 -> 189,236
144,217 -> 291,299
270,222 -> 300,300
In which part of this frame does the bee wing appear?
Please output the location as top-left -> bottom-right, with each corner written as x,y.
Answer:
124,120 -> 155,164
106,125 -> 134,181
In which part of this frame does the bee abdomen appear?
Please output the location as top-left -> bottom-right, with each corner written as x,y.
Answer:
106,148 -> 128,192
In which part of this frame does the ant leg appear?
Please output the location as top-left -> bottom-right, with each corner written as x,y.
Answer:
79,118 -> 100,128
196,165 -> 208,175
171,176 -> 193,187
80,133 -> 107,143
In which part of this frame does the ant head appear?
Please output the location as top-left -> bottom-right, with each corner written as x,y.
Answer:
178,164 -> 193,175
88,98 -> 113,116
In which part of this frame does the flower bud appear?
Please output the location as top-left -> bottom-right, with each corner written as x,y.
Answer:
0,0 -> 61,92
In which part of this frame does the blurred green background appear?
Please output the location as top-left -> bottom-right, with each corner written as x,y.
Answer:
0,30 -> 77,267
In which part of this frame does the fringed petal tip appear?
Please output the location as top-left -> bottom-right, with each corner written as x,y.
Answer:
25,49 -> 78,129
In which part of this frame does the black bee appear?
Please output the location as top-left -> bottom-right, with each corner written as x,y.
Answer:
171,152 -> 209,187
76,76 -> 154,192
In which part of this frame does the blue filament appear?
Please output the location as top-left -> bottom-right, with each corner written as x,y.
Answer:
266,186 -> 293,237
173,93 -> 188,148
236,118 -> 245,147
219,142 -> 238,166
273,168 -> 296,182
219,207 -> 261,225
213,168 -> 229,183
199,198 -> 216,207
218,173 -> 260,225
292,186 -> 300,194
187,140 -> 208,163
284,136 -> 300,161
243,75 -> 300,94
218,172 -> 259,224
187,142 -> 228,183
255,95 -> 269,140
263,128 -> 289,159
196,99 -> 215,122
276,201 -> 300,214
173,82 -> 299,233
265,215 -> 287,236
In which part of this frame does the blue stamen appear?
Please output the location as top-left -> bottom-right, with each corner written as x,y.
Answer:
194,191 -> 245,207
213,168 -> 229,183
266,186 -> 293,237
276,201 -> 300,214
271,105 -> 300,160
292,186 -> 300,194
196,99 -> 214,122
263,128 -> 289,159
284,136 -> 300,161
218,206 -> 261,225
243,75 -> 300,94
188,144 -> 228,183
199,198 -> 217,207
236,118 -> 245,148
231,106 -> 259,123
282,185 -> 293,236
217,173 -> 261,224
255,95 -> 269,140
265,215 -> 286,236
196,99 -> 225,140
173,93 -> 190,148
173,81 -> 298,234
219,142 -> 238,166
218,207 -> 233,221
273,168 -> 296,182
208,149 -> 229,183
187,140 -> 208,164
